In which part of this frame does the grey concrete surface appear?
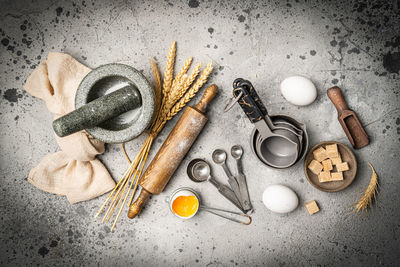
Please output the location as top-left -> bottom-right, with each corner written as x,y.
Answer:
1,0 -> 399,266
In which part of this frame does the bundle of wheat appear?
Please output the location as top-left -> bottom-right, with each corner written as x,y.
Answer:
95,42 -> 213,231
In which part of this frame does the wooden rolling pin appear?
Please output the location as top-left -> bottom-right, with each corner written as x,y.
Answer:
128,84 -> 218,219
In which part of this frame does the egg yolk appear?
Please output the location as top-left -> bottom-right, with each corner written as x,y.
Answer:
172,195 -> 199,217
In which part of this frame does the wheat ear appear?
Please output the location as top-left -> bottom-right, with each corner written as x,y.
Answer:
354,162 -> 379,212
160,73 -> 186,115
150,60 -> 162,127
162,41 -> 176,96
171,57 -> 192,90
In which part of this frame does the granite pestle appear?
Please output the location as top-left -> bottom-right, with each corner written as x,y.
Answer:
53,85 -> 142,137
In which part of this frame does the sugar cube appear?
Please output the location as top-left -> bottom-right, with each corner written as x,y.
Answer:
330,156 -> 342,165
326,144 -> 339,158
305,200 -> 320,215
318,171 -> 331,183
336,162 -> 349,172
308,160 -> 323,175
322,159 -> 333,172
313,147 -> 328,162
330,172 -> 344,181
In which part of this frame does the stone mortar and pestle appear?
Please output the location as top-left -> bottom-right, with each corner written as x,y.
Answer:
52,63 -> 155,143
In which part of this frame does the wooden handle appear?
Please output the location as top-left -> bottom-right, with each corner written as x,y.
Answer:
327,86 -> 349,114
195,84 -> 218,113
128,189 -> 151,219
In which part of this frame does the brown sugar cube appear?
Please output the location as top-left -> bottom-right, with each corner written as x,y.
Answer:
322,159 -> 333,171
318,171 -> 331,183
305,200 -> 320,215
313,147 -> 328,162
325,144 -> 339,158
330,172 -> 344,181
336,162 -> 349,172
330,156 -> 342,165
308,160 -> 323,175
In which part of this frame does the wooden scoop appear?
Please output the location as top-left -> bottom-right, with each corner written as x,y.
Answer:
327,86 -> 369,149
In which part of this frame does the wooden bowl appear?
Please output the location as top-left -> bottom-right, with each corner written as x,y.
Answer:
304,141 -> 357,192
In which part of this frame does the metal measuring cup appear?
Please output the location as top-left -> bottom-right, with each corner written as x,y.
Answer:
250,114 -> 309,168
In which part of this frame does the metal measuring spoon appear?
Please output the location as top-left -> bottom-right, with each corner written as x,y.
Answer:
187,159 -> 244,212
212,149 -> 244,209
231,145 -> 252,211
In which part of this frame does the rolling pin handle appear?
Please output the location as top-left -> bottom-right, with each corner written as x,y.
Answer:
327,86 -> 349,114
195,84 -> 218,113
128,189 -> 151,219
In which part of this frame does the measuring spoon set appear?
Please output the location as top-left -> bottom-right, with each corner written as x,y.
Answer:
181,145 -> 253,224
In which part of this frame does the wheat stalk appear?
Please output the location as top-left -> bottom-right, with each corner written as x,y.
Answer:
95,137 -> 148,229
110,137 -> 152,231
354,162 -> 379,212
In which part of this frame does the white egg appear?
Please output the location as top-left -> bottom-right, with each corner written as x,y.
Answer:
262,184 -> 299,213
280,76 -> 317,106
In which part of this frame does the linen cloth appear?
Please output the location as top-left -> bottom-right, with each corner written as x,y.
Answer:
24,52 -> 115,204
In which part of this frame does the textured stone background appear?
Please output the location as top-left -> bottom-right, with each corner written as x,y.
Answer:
1,0 -> 399,266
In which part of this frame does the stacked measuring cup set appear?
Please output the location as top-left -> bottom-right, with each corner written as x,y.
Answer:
226,78 -> 309,169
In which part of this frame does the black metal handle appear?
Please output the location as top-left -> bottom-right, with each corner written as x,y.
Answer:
233,79 -> 268,117
233,84 -> 264,123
